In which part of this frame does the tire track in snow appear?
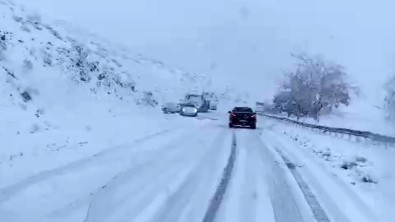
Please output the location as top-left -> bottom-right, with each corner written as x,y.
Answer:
274,148 -> 331,222
251,132 -> 306,222
265,127 -> 376,222
147,129 -> 229,222
238,133 -> 260,222
202,131 -> 237,222
214,130 -> 263,222
83,127 -> 223,222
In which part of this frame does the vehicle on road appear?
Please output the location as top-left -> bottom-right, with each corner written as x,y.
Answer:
209,100 -> 218,110
228,107 -> 257,129
180,103 -> 198,117
161,102 -> 181,113
255,102 -> 265,114
183,93 -> 210,112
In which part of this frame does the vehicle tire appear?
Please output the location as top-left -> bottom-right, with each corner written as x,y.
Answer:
229,123 -> 233,128
250,124 -> 256,129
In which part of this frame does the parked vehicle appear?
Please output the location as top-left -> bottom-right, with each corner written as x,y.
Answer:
180,103 -> 198,117
255,102 -> 265,114
228,107 -> 257,129
161,102 -> 181,113
209,100 -> 218,110
183,93 -> 210,112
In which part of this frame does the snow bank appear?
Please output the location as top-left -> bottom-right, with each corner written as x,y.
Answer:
267,100 -> 395,137
262,117 -> 395,221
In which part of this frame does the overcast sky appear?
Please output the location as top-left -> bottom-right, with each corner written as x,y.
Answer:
13,0 -> 395,102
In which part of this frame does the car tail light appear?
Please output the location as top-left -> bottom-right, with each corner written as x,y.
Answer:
251,114 -> 256,118
231,113 -> 237,118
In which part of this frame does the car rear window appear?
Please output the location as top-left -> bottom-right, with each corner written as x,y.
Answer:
234,107 -> 253,113
183,104 -> 195,107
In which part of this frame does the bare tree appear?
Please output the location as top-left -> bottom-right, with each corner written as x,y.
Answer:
273,53 -> 353,121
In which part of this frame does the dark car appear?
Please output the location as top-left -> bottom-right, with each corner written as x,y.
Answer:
228,107 -> 257,129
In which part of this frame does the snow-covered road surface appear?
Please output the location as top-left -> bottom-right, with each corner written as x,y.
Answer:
0,116 -> 386,222
215,129 -> 314,222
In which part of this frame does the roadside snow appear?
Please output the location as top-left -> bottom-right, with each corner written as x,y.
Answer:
262,117 -> 395,222
268,101 -> 394,137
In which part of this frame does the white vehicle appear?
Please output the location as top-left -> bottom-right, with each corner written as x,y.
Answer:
209,100 -> 218,110
183,93 -> 210,112
161,102 -> 181,113
179,104 -> 198,117
255,102 -> 265,114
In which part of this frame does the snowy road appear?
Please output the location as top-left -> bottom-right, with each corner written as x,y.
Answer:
0,116 -> 379,222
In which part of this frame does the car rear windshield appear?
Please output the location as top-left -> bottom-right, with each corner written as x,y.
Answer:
183,104 -> 195,107
233,107 -> 253,113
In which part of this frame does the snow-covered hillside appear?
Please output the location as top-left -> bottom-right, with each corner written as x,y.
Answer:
0,0 -> 211,186
0,0 -> 258,169
0,0 -> 214,107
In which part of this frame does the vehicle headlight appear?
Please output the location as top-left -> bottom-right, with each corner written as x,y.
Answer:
182,108 -> 186,112
193,108 -> 198,113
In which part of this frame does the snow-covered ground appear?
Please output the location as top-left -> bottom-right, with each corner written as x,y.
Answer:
262,117 -> 395,222
317,101 -> 394,137
3,111 -> 394,222
266,101 -> 395,137
2,0 -> 395,222
1,114 -> 218,222
0,0 -> 223,187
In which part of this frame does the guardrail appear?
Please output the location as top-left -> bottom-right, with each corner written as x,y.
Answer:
260,113 -> 395,145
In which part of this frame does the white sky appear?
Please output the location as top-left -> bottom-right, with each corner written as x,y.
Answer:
13,0 -> 395,102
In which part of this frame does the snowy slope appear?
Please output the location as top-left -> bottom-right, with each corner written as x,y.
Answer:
0,0 -> 253,183
0,0 -> 211,108
0,0 -> 212,189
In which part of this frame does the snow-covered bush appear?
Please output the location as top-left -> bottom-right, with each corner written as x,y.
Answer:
137,91 -> 158,107
144,91 -> 158,106
20,91 -> 32,102
22,59 -> 33,71
26,13 -> 42,24
273,53 -> 353,120
72,45 -> 92,82
384,75 -> 395,121
0,31 -> 8,60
